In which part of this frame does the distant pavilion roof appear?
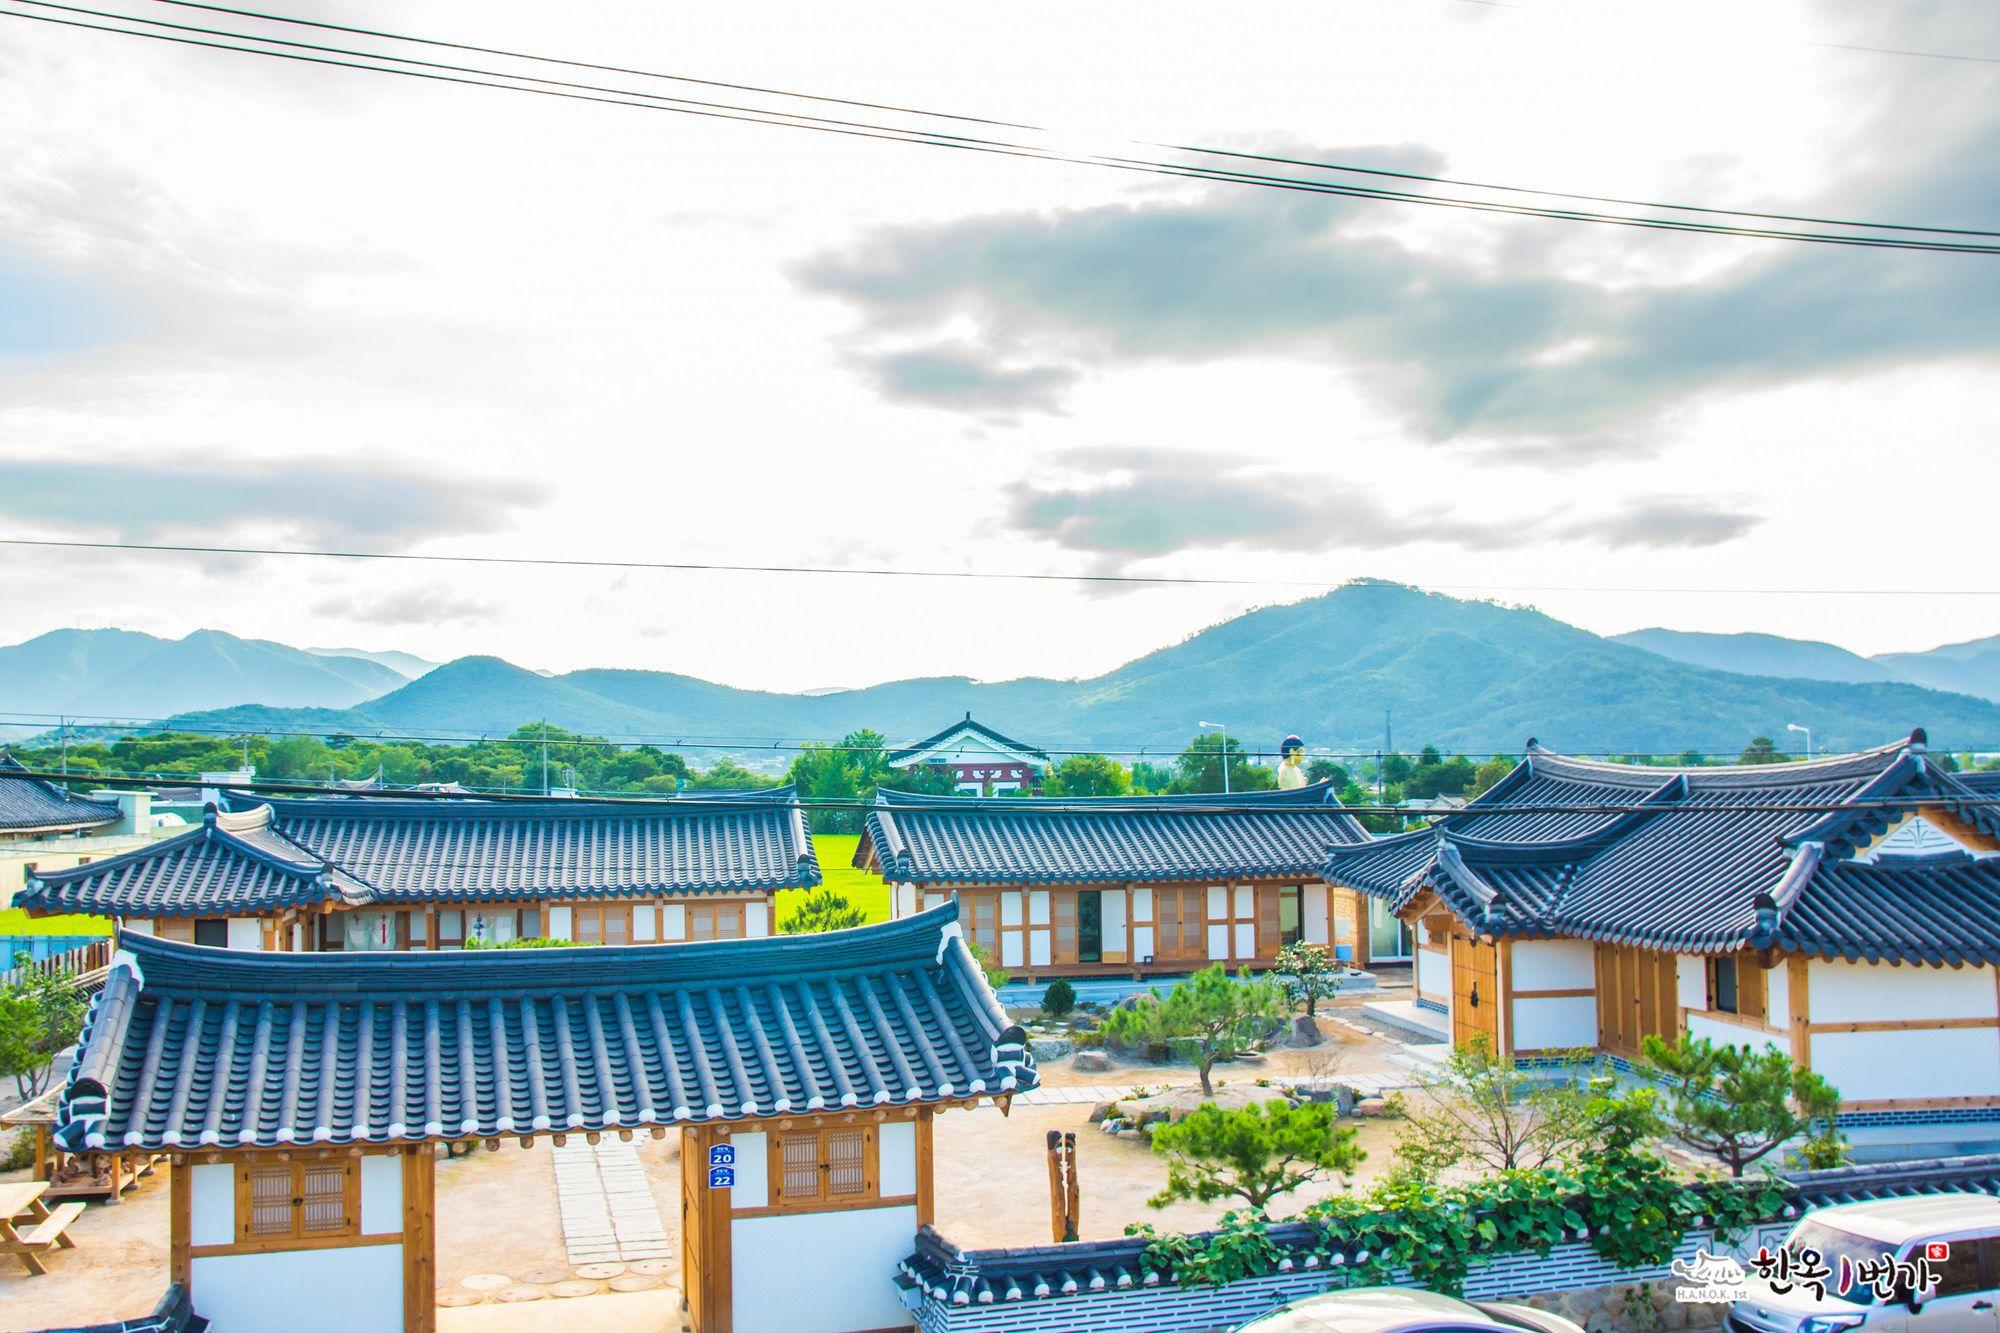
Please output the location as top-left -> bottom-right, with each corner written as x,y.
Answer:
54,903 -> 1032,1153
858,783 -> 1369,886
886,714 -> 1052,768
1323,730 -> 2000,963
0,752 -> 120,834
17,787 -> 819,917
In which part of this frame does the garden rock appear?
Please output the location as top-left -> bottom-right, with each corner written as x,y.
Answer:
1088,1101 -> 1117,1124
1355,1096 -> 1392,1117
1073,1050 -> 1113,1073
1029,1037 -> 1073,1061
1068,1013 -> 1099,1032
1287,1014 -> 1325,1047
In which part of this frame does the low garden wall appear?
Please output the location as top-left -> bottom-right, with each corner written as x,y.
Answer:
898,1154 -> 2000,1333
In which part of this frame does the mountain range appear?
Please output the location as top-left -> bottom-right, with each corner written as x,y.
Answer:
14,583 -> 1998,759
1612,628 -> 2000,702
0,629 -> 426,728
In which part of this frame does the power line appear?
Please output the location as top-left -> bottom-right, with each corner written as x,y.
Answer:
6,537 -> 2000,599
4,764 -> 1996,818
128,0 -> 2000,240
4,4 -> 1996,253
1807,41 -> 2000,67
5,712 -> 1995,765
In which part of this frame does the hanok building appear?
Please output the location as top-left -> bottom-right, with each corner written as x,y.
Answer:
49,904 -> 1033,1332
15,788 -> 819,951
856,783 -> 1371,978
1322,730 -> 2000,1120
885,714 -> 1051,795
0,752 -> 176,909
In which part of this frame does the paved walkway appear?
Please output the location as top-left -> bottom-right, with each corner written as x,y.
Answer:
1014,1068 -> 1413,1107
551,1139 -> 671,1265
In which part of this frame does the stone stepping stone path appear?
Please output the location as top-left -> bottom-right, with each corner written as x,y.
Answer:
553,1137 -> 673,1264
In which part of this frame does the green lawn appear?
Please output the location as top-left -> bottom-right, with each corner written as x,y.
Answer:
776,834 -> 891,930
0,908 -> 112,937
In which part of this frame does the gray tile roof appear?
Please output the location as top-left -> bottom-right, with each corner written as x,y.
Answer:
1323,730 -> 2000,963
17,788 -> 819,917
17,806 -> 366,916
0,752 -> 119,833
36,1284 -> 206,1333
55,903 -> 1032,1152
858,783 -> 1369,886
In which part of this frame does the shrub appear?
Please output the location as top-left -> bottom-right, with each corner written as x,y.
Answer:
1099,966 -> 1288,1096
1148,1100 -> 1365,1212
779,889 -> 869,935
1641,1033 -> 1841,1177
1273,941 -> 1342,1016
1042,979 -> 1077,1018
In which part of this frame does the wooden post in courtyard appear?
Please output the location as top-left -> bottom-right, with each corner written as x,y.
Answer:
1045,1131 -> 1079,1242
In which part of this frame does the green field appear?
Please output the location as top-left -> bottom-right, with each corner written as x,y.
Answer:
0,908 -> 112,938
775,834 -> 891,930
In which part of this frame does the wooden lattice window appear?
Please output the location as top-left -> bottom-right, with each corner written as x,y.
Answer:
237,1160 -> 359,1243
689,902 -> 745,941
768,1126 -> 879,1208
573,905 -> 631,945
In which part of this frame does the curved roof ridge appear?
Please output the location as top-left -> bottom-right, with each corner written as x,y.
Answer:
1522,730 -> 1921,785
228,785 -> 803,819
886,715 -> 1051,765
872,780 -> 1342,812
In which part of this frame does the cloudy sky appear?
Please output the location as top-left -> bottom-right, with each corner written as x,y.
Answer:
1,0 -> 1995,690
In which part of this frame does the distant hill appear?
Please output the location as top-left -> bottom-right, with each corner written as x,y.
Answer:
1612,629 -> 1897,684
1873,634 -> 2000,704
0,629 -> 408,721
305,646 -> 437,679
1617,627 -> 2000,704
138,584 -> 2000,757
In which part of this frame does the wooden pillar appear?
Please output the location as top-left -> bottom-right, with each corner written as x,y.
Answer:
403,1146 -> 436,1333
169,1158 -> 190,1286
1351,889 -> 1372,970
426,907 -> 439,952
915,1110 -> 935,1227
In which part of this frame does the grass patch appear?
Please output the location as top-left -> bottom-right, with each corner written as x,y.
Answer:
0,908 -> 113,937
776,835 -> 891,930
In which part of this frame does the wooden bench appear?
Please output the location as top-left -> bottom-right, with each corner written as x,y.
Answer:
1,1183 -> 84,1275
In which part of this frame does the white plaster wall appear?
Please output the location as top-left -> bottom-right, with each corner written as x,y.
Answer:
1676,955 -> 1706,1013
1688,1012 -> 1784,1053
1207,925 -> 1230,961
1509,939 -> 1594,990
1029,891 -> 1050,925
224,918 -> 262,951
125,918 -> 155,936
1207,886 -> 1228,920
1812,1029 -> 2000,1103
879,1121 -> 917,1197
1810,960 -> 1998,1024
1002,932 -> 1024,969
663,904 -> 686,941
1234,885 -> 1254,918
1030,930 -> 1051,968
547,906 -> 572,942
1416,947 -> 1449,999
1765,966 -> 1791,1030
1132,927 -> 1155,962
191,1163 -> 234,1245
1234,923 -> 1255,959
360,1155 -> 401,1235
895,884 -> 916,918
1001,892 -> 1023,927
731,1205 -> 918,1333
1304,884 -> 1329,945
1131,887 -> 1152,922
745,902 -> 770,939
633,907 -> 658,942
728,1130 -> 768,1208
192,1244 -> 403,1332
1512,997 -> 1596,1051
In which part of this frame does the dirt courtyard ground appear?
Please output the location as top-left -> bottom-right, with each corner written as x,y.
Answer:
0,1005 -> 1407,1330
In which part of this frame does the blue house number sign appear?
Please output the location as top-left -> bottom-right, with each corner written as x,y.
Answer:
707,1143 -> 736,1188
708,1144 -> 735,1167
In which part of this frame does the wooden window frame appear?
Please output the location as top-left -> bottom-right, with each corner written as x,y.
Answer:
764,1124 -> 880,1214
1707,954 -> 1740,1014
572,903 -> 633,946
687,900 -> 746,942
234,1158 -> 361,1248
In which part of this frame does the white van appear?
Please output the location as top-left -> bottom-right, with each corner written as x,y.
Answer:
1731,1195 -> 2000,1333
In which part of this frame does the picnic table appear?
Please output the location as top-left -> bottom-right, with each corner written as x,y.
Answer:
1,1181 -> 84,1275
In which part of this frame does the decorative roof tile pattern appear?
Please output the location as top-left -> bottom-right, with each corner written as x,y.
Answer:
0,752 -> 119,833
858,783 -> 1369,886
887,714 -> 1052,767
55,904 -> 1032,1152
39,1284 -> 207,1333
16,788 -> 819,917
1324,731 -> 2000,963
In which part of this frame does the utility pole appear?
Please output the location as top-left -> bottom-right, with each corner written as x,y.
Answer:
59,716 -> 68,774
541,721 -> 550,795
1198,721 -> 1229,794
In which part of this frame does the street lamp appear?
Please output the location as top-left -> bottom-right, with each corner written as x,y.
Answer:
1787,723 -> 1813,759
1199,720 -> 1229,794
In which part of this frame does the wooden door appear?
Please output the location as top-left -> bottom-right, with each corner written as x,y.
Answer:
681,1128 -> 707,1332
1595,944 -> 1677,1058
1155,888 -> 1205,962
1451,935 -> 1501,1051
